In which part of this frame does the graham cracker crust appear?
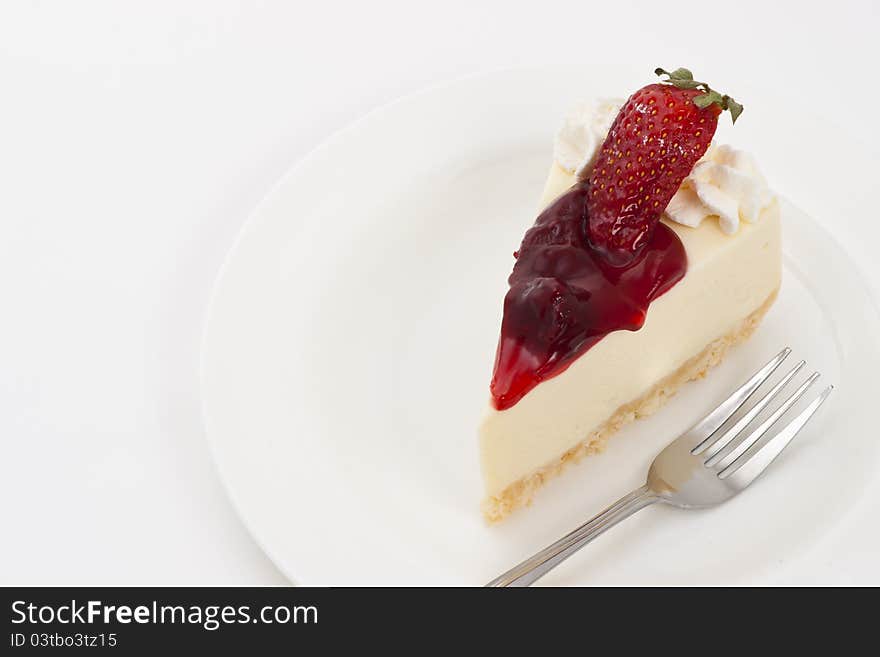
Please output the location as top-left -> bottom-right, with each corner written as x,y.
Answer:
481,289 -> 779,523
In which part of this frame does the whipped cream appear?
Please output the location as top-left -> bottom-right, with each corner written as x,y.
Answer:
665,145 -> 775,234
553,98 -> 622,178
553,101 -> 775,233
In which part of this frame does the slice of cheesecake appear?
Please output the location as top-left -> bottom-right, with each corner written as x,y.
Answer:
479,71 -> 781,522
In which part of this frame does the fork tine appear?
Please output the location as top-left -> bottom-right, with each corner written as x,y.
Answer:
703,360 -> 806,465
712,371 -> 820,472
719,382 -> 831,481
690,347 -> 791,454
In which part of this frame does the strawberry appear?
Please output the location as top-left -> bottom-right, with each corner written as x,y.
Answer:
586,68 -> 742,265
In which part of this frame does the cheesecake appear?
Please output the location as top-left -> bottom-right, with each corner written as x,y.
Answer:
480,69 -> 780,522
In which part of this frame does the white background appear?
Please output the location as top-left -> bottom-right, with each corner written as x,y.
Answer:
2,1 -> 878,584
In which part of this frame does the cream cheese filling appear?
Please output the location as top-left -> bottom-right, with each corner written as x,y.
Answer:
480,164 -> 782,498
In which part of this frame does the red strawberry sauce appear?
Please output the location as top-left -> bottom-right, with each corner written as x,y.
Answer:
490,181 -> 687,410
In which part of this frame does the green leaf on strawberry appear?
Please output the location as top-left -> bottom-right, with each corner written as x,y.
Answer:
656,67 -> 743,123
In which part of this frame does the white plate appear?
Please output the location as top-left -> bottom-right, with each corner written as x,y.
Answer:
201,69 -> 880,585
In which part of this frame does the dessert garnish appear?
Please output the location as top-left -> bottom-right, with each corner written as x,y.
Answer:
490,68 -> 741,410
587,68 -> 741,265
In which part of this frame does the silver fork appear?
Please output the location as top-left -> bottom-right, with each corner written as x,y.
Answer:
486,347 -> 833,587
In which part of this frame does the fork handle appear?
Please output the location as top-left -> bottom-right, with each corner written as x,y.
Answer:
485,485 -> 659,587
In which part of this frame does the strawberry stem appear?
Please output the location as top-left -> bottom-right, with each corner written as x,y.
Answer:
655,67 -> 743,124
